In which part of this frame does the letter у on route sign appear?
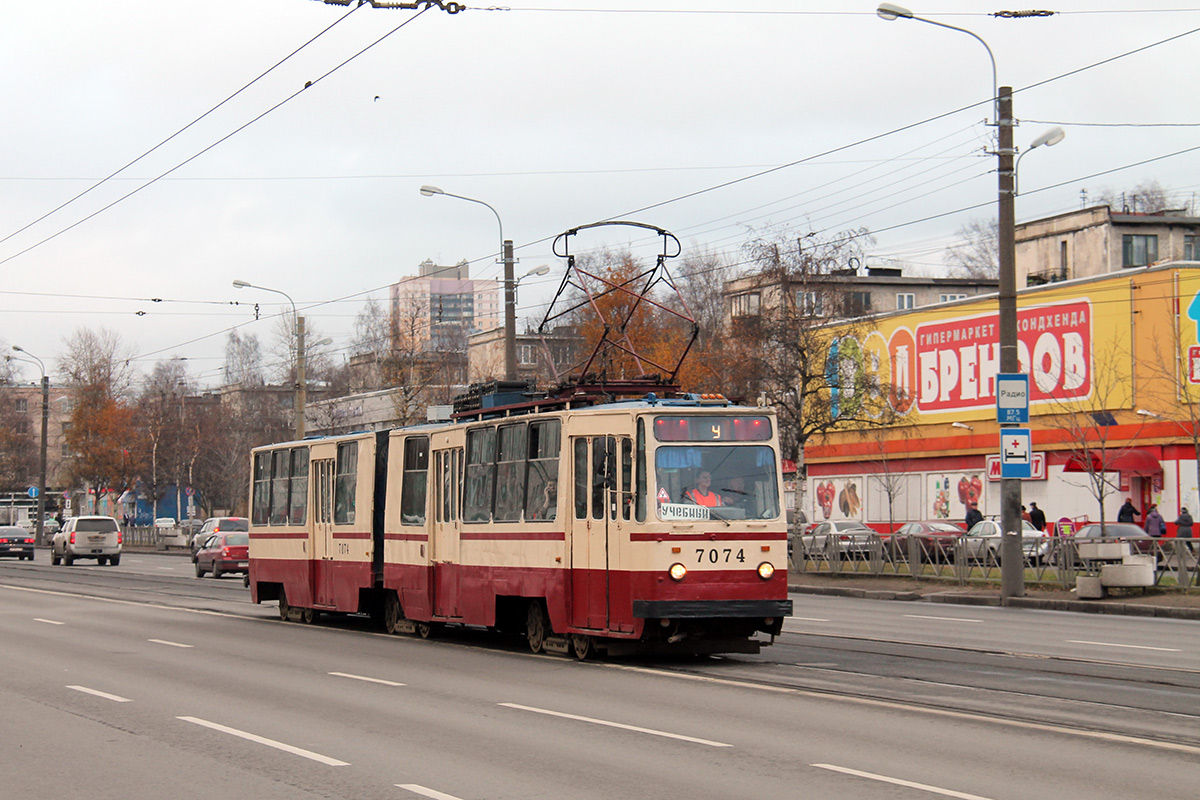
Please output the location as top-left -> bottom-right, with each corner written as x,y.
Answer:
1000,428 -> 1032,479
996,373 -> 1029,424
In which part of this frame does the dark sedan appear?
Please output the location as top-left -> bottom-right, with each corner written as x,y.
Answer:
0,526 -> 35,560
889,521 -> 966,562
195,532 -> 250,579
1060,522 -> 1158,565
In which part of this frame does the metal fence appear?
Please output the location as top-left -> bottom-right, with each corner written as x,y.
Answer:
789,532 -> 1199,591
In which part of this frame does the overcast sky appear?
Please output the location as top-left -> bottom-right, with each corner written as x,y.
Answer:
3,1 -> 1199,391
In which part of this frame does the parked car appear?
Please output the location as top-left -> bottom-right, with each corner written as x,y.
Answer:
0,525 -> 36,561
890,521 -> 966,562
19,517 -> 60,536
1055,522 -> 1158,567
194,532 -> 250,578
51,516 -> 122,566
961,518 -> 1047,564
190,517 -> 249,561
798,520 -> 879,559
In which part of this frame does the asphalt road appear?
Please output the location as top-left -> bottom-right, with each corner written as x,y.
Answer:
2,554 -> 1197,799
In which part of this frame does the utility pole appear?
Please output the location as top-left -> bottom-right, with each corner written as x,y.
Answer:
503,239 -> 517,381
296,315 -> 307,440
36,375 -> 48,546
997,85 -> 1024,599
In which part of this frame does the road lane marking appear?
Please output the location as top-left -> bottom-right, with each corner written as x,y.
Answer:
604,663 -> 1200,756
329,671 -> 405,687
34,618 -> 64,625
177,716 -> 349,766
790,617 -> 831,622
148,638 -> 194,648
157,567 -> 177,571
67,685 -> 131,703
1068,640 -> 1180,652
499,702 -> 731,747
905,614 -> 983,623
812,764 -> 993,800
396,785 -> 464,800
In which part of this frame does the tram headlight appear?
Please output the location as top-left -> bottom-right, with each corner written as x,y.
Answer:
757,562 -> 775,580
669,563 -> 688,581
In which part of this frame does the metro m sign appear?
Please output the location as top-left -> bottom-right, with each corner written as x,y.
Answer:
915,301 -> 1092,413
985,453 -> 1046,481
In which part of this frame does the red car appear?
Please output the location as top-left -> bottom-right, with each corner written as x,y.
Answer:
194,532 -> 250,579
890,521 -> 967,563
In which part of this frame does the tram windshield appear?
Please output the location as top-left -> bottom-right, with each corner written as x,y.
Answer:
654,445 -> 780,522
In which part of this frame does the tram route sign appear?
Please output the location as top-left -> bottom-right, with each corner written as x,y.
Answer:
996,373 -> 1029,424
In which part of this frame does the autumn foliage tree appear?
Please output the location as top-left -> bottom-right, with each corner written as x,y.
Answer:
66,384 -> 137,513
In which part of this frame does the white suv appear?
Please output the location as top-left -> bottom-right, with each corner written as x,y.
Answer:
52,516 -> 123,566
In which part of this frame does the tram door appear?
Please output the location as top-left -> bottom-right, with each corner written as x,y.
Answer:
570,436 -> 632,631
431,448 -> 462,617
312,458 -> 336,607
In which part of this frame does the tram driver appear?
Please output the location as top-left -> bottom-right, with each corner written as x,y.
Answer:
684,471 -> 723,507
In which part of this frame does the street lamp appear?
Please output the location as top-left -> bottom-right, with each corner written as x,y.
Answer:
878,4 -> 1023,598
420,185 -> 519,380
11,346 -> 49,546
233,280 -> 307,440
1014,127 -> 1066,196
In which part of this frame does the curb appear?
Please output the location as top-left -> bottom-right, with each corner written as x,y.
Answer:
788,583 -> 1200,620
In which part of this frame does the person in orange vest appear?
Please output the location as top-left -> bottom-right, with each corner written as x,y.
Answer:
685,471 -> 723,507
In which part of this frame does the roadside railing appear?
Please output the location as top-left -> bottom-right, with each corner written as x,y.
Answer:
789,531 -> 1199,591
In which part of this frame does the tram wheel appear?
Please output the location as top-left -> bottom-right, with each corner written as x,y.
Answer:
277,588 -> 290,621
416,621 -> 435,639
383,593 -> 402,635
570,633 -> 593,661
301,608 -> 316,625
525,601 -> 547,654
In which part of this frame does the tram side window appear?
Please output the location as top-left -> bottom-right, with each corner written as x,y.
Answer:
252,452 -> 271,526
494,424 -> 527,522
621,438 -> 633,521
334,442 -> 357,525
635,419 -> 647,523
593,436 -> 615,521
289,448 -> 309,525
464,427 -> 496,523
525,420 -> 561,521
573,439 -> 588,520
400,437 -> 429,525
270,450 -> 290,526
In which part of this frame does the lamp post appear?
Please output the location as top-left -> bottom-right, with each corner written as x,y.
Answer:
420,185 -> 519,381
233,280 -> 306,440
1014,127 -> 1066,197
878,3 -> 1024,597
12,346 -> 49,546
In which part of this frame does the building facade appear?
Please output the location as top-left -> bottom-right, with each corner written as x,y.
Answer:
390,259 -> 501,353
802,263 -> 1200,534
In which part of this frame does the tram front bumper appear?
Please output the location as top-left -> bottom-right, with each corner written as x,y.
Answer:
632,599 -> 793,619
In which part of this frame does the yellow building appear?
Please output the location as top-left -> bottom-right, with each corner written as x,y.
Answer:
805,262 -> 1200,533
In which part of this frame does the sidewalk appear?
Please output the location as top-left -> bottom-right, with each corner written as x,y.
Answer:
788,570 -> 1200,621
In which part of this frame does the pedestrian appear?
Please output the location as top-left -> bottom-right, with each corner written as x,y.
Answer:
1117,498 -> 1140,524
1021,505 -> 1032,524
1028,502 -> 1046,532
1144,503 -> 1165,537
965,500 -> 983,530
1176,507 -> 1194,549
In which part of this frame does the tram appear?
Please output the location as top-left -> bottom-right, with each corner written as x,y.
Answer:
247,386 -> 791,657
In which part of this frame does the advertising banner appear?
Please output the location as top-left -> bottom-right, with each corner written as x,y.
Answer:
832,279 -> 1135,421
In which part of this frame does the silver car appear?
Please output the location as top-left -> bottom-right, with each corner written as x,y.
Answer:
51,516 -> 122,566
961,518 -> 1047,563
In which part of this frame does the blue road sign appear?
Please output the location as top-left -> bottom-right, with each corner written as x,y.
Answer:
1000,428 -> 1032,479
997,373 -> 1029,424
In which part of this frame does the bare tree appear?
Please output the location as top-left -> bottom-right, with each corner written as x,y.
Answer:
59,327 -> 137,397
222,330 -> 264,387
1098,180 -> 1172,214
944,218 -> 998,280
725,224 -> 883,466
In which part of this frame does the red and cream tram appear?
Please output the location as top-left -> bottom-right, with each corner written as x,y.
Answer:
247,391 -> 792,656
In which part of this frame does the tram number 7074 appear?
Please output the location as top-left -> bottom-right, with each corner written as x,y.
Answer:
695,548 -> 746,564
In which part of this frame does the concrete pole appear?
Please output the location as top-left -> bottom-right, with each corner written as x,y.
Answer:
35,375 -> 48,546
503,239 -> 517,381
296,315 -> 307,440
997,86 -> 1024,599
